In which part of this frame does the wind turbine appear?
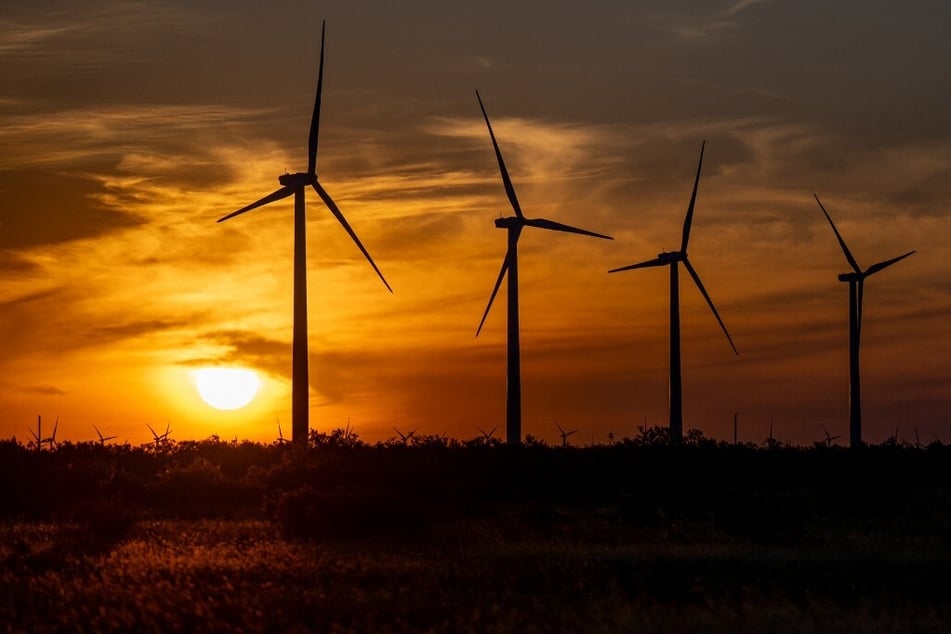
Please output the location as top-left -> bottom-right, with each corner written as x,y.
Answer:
93,424 -> 116,446
28,415 -> 43,452
43,417 -> 59,450
555,422 -> 578,447
474,91 -> 613,445
820,424 -> 841,448
476,425 -> 498,442
609,141 -> 737,443
217,21 -> 391,445
146,422 -> 171,449
392,427 -> 416,444
814,194 -> 915,447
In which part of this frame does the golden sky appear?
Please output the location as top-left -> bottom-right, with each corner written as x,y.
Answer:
1,1 -> 949,445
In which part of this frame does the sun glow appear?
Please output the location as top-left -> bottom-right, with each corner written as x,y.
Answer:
193,368 -> 260,411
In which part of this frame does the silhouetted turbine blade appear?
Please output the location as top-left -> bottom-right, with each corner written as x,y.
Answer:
608,257 -> 666,273
308,20 -> 326,176
865,250 -> 916,276
476,90 -> 523,218
683,258 -> 738,355
814,194 -> 862,274
312,182 -> 393,292
476,251 -> 510,337
680,140 -> 705,252
524,217 -> 613,240
218,186 -> 295,222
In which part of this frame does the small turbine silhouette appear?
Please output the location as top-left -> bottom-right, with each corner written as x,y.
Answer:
474,90 -> 612,446
217,21 -> 391,445
146,422 -> 171,448
28,415 -> 43,452
476,425 -> 498,441
815,194 -> 915,447
392,427 -> 416,444
93,424 -> 117,446
610,142 -> 737,443
555,422 -> 578,447
820,424 -> 841,448
43,417 -> 59,450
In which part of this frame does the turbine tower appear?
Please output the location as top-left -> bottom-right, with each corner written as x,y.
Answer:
474,91 -> 613,445
814,194 -> 915,447
609,142 -> 737,443
218,22 -> 391,443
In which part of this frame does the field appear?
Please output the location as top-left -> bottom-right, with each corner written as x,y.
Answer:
1,432 -> 950,632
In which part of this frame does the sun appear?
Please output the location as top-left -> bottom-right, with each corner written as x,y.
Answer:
193,368 -> 260,411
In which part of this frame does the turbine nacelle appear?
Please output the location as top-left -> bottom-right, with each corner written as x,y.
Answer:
838,272 -> 863,283
495,216 -> 522,229
279,172 -> 317,187
657,251 -> 685,264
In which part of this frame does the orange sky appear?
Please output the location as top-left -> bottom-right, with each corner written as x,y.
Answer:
1,1 -> 950,446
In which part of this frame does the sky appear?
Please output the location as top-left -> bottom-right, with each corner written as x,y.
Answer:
1,0 -> 950,446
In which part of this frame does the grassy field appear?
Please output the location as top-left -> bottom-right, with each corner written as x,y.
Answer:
1,433 -> 949,632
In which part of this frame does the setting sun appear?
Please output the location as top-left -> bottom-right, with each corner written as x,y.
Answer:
193,368 -> 260,411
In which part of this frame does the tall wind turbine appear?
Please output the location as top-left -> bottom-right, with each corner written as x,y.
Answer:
609,142 -> 737,443
474,91 -> 613,445
814,194 -> 915,447
218,22 -> 391,443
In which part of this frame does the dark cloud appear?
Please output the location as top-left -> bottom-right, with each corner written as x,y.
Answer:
83,319 -> 191,344
0,250 -> 40,274
0,169 -> 143,249
18,384 -> 66,396
182,330 -> 290,379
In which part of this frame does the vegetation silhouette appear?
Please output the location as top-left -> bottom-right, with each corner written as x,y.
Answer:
814,194 -> 916,448
216,20 -> 391,444
2,428 -> 950,631
610,142 -> 738,444
474,90 -> 613,446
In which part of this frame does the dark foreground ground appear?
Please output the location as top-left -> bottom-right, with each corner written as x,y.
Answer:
1,433 -> 950,632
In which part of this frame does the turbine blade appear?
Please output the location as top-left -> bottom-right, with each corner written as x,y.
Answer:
683,258 -> 738,355
524,217 -> 612,240
218,186 -> 295,222
308,21 -> 326,176
476,90 -> 524,218
865,250 -> 916,276
608,257 -> 666,273
476,251 -> 510,337
680,140 -> 705,252
814,194 -> 862,274
312,182 -> 393,292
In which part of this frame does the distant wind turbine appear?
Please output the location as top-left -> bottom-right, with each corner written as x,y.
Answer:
392,427 -> 416,444
217,21 -> 391,445
820,424 -> 841,448
43,417 -> 59,450
555,421 -> 578,447
28,415 -> 43,452
146,422 -> 171,448
476,425 -> 498,441
93,424 -> 116,446
474,90 -> 613,445
815,194 -> 915,448
609,142 -> 737,443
